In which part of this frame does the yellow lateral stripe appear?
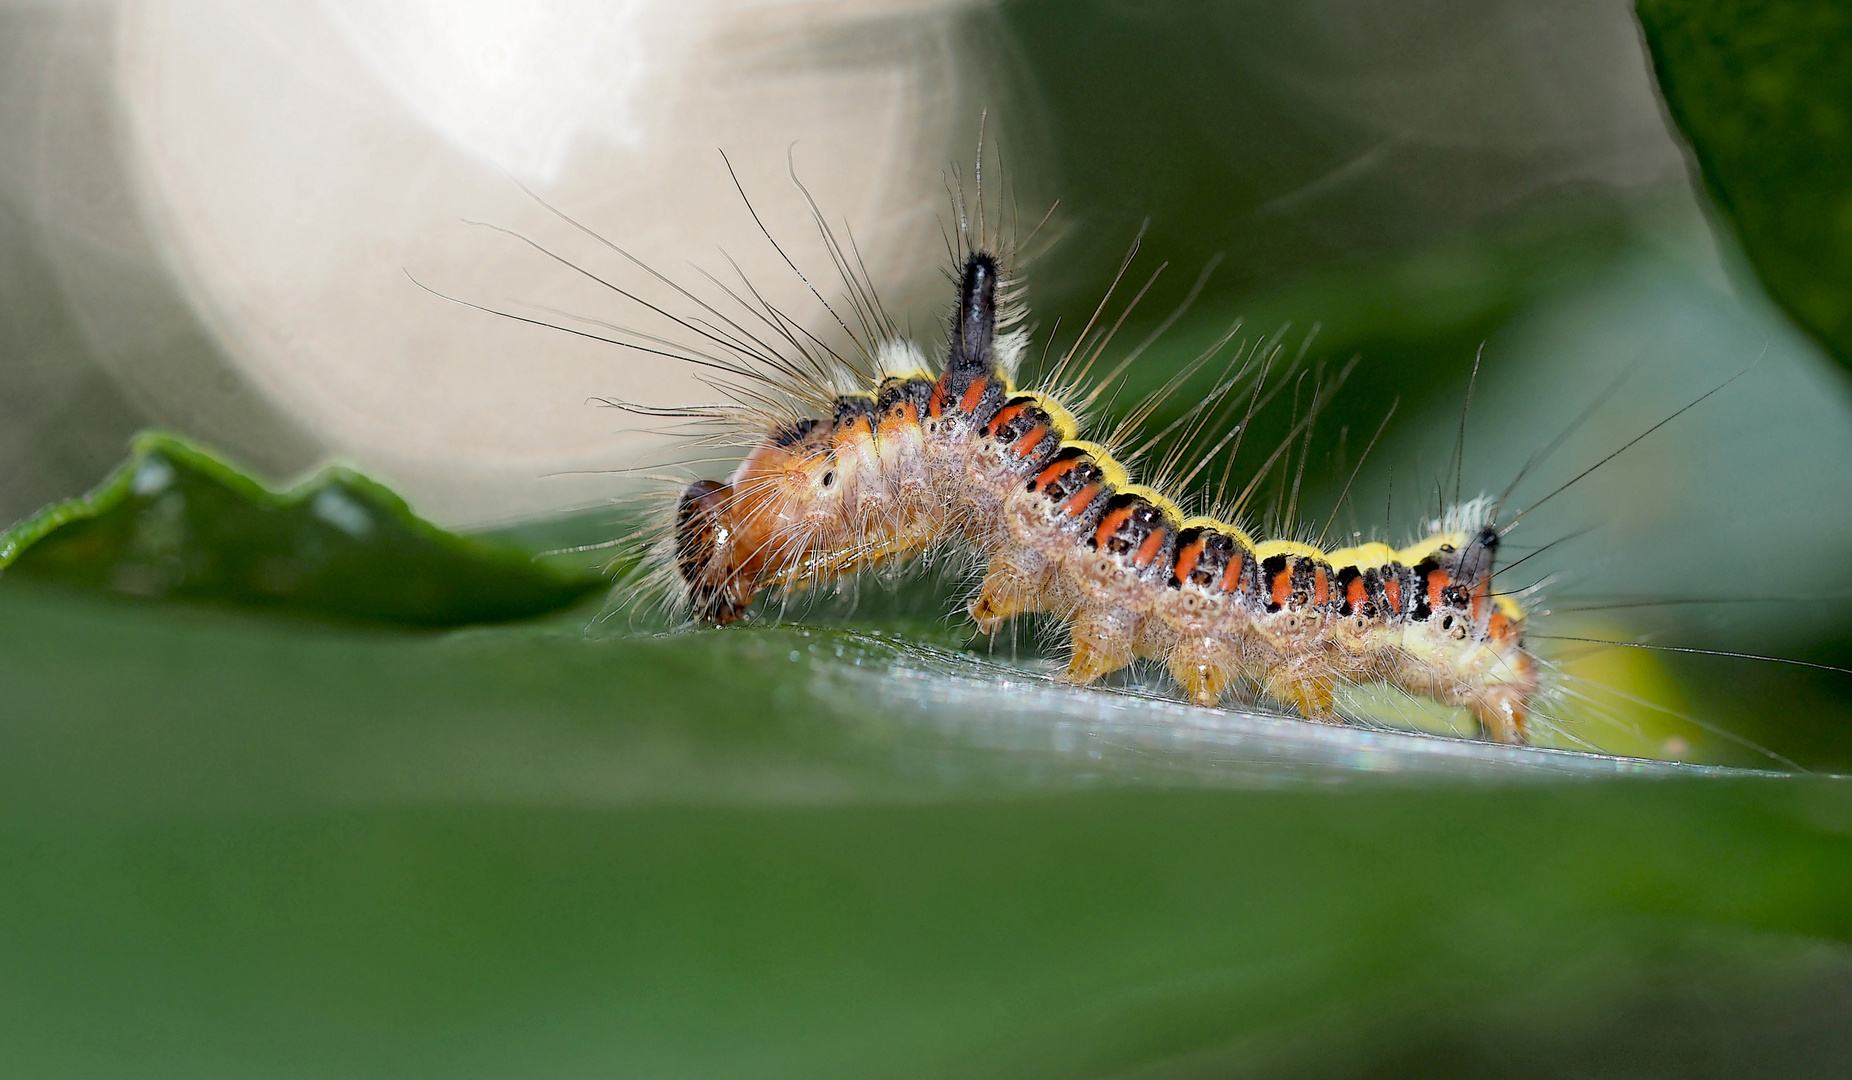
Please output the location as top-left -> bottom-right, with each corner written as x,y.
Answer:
1253,539 -> 1328,562
1326,542 -> 1398,570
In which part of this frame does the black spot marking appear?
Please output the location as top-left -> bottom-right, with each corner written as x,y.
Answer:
1197,532 -> 1236,587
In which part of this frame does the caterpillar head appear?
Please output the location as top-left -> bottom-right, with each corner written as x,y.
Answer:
674,479 -> 752,623
672,417 -> 851,623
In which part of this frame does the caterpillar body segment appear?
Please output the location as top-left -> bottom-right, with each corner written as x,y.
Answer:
670,250 -> 1541,743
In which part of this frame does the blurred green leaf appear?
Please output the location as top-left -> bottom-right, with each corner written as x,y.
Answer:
1,582 -> 1850,1077
1636,0 -> 1852,368
0,432 -> 603,627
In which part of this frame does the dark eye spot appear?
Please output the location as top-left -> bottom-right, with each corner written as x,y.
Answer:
1439,544 -> 1456,554
821,471 -> 836,488
1440,615 -> 1454,631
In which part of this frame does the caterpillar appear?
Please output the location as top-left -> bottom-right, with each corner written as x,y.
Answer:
660,228 -> 1541,743
411,153 -> 1852,767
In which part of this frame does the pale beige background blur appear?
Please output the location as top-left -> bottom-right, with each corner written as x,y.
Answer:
3,0 -> 1847,637
3,0 -> 1006,525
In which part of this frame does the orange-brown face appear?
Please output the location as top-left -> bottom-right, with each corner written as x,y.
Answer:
673,421 -> 843,623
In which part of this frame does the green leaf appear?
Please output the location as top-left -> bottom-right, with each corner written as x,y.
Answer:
1,582 -> 1850,1077
1636,0 -> 1852,368
0,432 -> 604,627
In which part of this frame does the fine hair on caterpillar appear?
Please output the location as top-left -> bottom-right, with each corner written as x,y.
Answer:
424,151 -> 1836,758
668,248 -> 1535,739
615,156 -> 1538,743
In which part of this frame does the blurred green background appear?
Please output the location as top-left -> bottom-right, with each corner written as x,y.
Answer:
3,0 -> 1852,1075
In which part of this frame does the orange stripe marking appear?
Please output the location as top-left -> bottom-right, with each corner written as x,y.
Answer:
1346,577 -> 1368,611
1059,483 -> 1102,517
1427,569 -> 1451,610
1219,551 -> 1249,593
1012,424 -> 1050,458
1271,566 -> 1295,609
1092,505 -> 1135,549
958,376 -> 989,413
1173,539 -> 1204,584
1312,566 -> 1329,606
1033,457 -> 1081,491
986,401 -> 1028,437
1384,575 -> 1402,613
1133,527 -> 1167,569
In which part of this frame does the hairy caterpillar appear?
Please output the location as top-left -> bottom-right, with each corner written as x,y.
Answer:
647,199 -> 1542,743
411,149 -> 1852,766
